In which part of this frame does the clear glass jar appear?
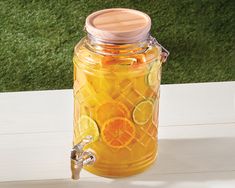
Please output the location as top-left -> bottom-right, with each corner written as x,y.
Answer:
71,8 -> 169,179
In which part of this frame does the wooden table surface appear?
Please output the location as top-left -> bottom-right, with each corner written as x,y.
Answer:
0,82 -> 234,188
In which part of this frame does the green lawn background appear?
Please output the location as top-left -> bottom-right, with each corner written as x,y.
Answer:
0,0 -> 234,92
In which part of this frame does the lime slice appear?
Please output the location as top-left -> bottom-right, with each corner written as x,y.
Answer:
147,60 -> 161,87
132,99 -> 154,125
76,115 -> 99,143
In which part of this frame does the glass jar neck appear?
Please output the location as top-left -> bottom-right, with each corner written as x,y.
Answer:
85,33 -> 151,56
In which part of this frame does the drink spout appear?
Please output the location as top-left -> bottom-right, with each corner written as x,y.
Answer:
71,136 -> 96,180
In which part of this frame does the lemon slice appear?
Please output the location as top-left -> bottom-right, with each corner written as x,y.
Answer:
132,99 -> 154,125
147,60 -> 161,87
76,115 -> 99,143
101,117 -> 135,148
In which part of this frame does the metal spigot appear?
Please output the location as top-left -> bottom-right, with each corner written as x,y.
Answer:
71,136 -> 96,180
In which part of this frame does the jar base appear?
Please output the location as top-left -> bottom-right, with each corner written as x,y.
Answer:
84,152 -> 157,178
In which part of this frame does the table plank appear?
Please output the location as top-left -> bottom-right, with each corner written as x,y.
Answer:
1,171 -> 235,188
159,81 -> 235,126
0,123 -> 234,182
0,82 -> 234,134
0,90 -> 73,134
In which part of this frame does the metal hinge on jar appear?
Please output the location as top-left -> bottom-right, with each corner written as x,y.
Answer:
148,36 -> 170,63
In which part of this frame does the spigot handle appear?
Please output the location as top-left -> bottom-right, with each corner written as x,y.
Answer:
71,136 -> 96,180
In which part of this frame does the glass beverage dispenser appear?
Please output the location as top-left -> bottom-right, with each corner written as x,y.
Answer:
71,8 -> 169,179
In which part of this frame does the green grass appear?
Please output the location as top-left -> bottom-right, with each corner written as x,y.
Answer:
0,0 -> 234,92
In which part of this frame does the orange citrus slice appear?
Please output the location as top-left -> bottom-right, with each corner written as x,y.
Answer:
75,115 -> 99,144
101,117 -> 135,148
95,101 -> 129,125
147,60 -> 161,87
133,99 -> 154,125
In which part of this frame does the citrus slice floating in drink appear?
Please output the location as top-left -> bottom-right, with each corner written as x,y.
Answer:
96,101 -> 130,125
133,99 -> 154,125
147,60 -> 161,87
101,117 -> 135,148
76,115 -> 100,143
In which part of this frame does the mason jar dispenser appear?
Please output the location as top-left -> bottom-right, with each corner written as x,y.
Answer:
71,8 -> 169,179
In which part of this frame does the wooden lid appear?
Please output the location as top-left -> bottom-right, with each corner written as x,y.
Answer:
85,8 -> 151,43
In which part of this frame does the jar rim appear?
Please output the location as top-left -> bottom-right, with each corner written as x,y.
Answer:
85,8 -> 151,44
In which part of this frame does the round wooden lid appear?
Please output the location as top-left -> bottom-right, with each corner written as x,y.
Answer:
85,8 -> 151,43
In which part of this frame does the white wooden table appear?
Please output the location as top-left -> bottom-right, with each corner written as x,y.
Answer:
0,82 -> 234,188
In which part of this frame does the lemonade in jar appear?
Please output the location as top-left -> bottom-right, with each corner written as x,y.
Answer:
71,8 -> 169,179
